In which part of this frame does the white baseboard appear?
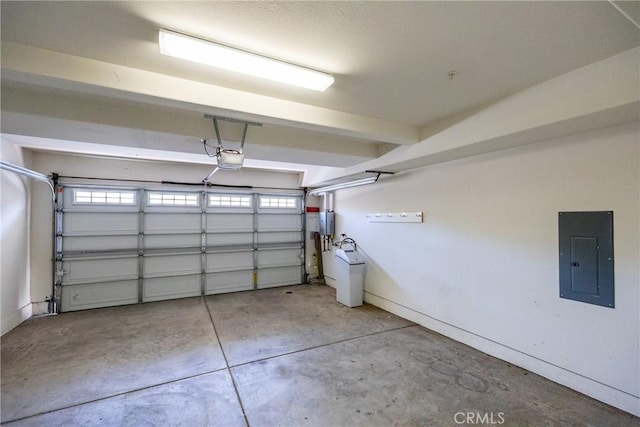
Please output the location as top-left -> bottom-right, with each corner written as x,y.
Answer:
324,275 -> 336,289
364,291 -> 640,417
31,301 -> 49,316
1,302 -> 32,336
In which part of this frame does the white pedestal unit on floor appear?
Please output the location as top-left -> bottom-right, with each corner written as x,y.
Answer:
335,249 -> 366,307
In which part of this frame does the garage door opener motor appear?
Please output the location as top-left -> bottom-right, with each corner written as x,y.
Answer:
201,115 -> 262,183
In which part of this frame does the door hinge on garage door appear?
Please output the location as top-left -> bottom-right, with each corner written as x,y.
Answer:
137,188 -> 145,303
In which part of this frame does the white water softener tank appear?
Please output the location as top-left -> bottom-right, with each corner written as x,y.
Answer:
335,248 -> 366,307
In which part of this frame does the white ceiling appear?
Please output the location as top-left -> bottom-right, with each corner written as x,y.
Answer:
1,1 -> 638,186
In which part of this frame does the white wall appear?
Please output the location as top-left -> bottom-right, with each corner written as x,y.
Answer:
29,152 -> 303,306
0,139 -> 32,335
326,122 -> 640,416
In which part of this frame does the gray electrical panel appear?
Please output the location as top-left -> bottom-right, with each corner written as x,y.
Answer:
319,211 -> 335,236
559,211 -> 614,308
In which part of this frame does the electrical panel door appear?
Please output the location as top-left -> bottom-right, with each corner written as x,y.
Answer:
558,211 -> 614,308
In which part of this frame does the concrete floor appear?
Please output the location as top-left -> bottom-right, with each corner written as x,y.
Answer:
1,285 -> 637,426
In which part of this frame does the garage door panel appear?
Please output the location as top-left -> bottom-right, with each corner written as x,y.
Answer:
257,266 -> 302,288
145,213 -> 200,234
143,275 -> 201,302
145,234 -> 200,249
63,235 -> 138,252
207,214 -> 253,232
144,205 -> 200,215
258,248 -> 303,268
206,251 -> 253,272
258,214 -> 302,231
63,213 -> 138,236
143,253 -> 200,278
62,257 -> 138,284
258,231 -> 302,245
61,281 -> 138,312
206,232 -> 253,247
206,271 -> 253,294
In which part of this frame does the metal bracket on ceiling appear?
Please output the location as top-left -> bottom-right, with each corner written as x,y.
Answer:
365,170 -> 394,182
203,114 -> 262,154
201,115 -> 263,183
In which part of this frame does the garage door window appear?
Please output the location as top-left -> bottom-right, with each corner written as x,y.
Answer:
260,196 -> 297,209
209,194 -> 252,208
73,190 -> 136,205
148,192 -> 199,206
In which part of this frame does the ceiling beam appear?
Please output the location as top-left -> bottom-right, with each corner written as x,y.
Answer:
0,83 -> 386,165
303,47 -> 640,186
1,42 -> 420,146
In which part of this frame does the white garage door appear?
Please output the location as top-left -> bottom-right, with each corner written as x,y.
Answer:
55,185 -> 304,312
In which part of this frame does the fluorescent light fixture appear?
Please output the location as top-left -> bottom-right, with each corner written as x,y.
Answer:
159,29 -> 334,92
308,177 -> 379,195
